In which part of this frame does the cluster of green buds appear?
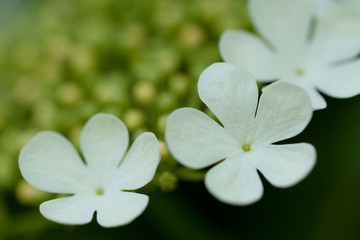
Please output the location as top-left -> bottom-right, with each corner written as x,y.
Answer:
0,0 -> 250,235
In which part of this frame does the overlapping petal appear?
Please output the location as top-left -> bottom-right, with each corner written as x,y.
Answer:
111,132 -> 160,190
96,192 -> 148,228
165,108 -> 239,169
300,85 -> 327,110
252,82 -> 313,145
80,113 -> 129,178
219,30 -> 279,81
255,143 -> 316,188
249,0 -> 313,53
311,9 -> 360,65
19,131 -> 92,194
205,155 -> 263,206
198,63 -> 258,143
316,60 -> 360,98
40,195 -> 96,225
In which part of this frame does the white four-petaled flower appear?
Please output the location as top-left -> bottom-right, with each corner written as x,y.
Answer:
165,63 -> 316,205
19,113 -> 160,227
220,0 -> 360,110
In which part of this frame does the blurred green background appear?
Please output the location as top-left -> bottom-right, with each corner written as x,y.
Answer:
0,0 -> 360,239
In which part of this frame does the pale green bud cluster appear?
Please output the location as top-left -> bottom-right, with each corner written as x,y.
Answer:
0,0 -> 249,235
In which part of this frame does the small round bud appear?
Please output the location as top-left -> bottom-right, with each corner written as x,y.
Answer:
159,140 -> 169,161
179,23 -> 206,49
169,73 -> 189,96
56,82 -> 82,106
157,114 -> 169,135
158,171 -> 178,192
15,180 -> 51,205
123,109 -> 144,132
132,82 -> 156,105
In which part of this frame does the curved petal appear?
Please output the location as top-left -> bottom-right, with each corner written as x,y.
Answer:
19,131 -> 91,194
301,85 -> 327,110
40,195 -> 96,225
252,82 -> 313,145
80,113 -> 129,178
311,9 -> 360,65
316,60 -> 360,98
165,108 -> 239,169
219,30 -> 280,81
249,0 -> 313,54
314,0 -> 336,17
205,155 -> 263,206
96,192 -> 148,228
198,63 -> 258,143
255,143 -> 316,188
110,132 -> 160,190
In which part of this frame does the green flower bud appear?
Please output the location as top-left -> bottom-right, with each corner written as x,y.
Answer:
15,180 -> 51,206
158,171 -> 178,192
56,82 -> 83,106
132,82 -> 156,105
123,109 -> 145,132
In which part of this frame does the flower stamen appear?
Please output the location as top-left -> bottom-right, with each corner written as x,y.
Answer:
295,68 -> 305,77
242,144 -> 251,152
96,188 -> 105,196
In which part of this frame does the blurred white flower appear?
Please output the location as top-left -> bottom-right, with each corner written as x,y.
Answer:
220,0 -> 360,110
314,0 -> 360,17
166,63 -> 316,205
19,113 -> 160,228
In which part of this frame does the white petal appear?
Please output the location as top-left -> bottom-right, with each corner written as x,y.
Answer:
19,131 -> 91,194
249,0 -> 313,53
110,132 -> 160,190
40,195 -> 96,225
80,113 -> 129,178
255,143 -> 316,188
311,9 -> 360,65
219,30 -> 280,81
205,155 -> 263,206
314,0 -> 336,16
96,192 -> 148,228
316,60 -> 360,98
198,63 -> 258,143
252,82 -> 313,145
165,108 -> 239,169
301,85 -> 327,110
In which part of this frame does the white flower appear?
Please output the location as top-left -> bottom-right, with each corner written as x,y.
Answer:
19,113 -> 160,228
219,0 -> 360,110
314,0 -> 360,17
165,63 -> 316,205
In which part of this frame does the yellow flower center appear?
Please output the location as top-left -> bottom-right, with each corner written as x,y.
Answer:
96,188 -> 104,195
242,144 -> 251,152
295,68 -> 305,77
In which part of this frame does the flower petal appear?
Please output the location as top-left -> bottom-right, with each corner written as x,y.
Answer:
40,195 -> 96,225
80,113 -> 129,178
311,9 -> 360,65
252,82 -> 313,145
19,131 -> 91,194
314,0 -> 336,16
219,30 -> 280,81
255,143 -> 316,188
110,132 -> 160,190
165,108 -> 239,169
205,155 -> 263,206
249,0 -> 313,53
316,60 -> 360,98
96,192 -> 148,228
198,62 -> 258,143
301,85 -> 327,110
